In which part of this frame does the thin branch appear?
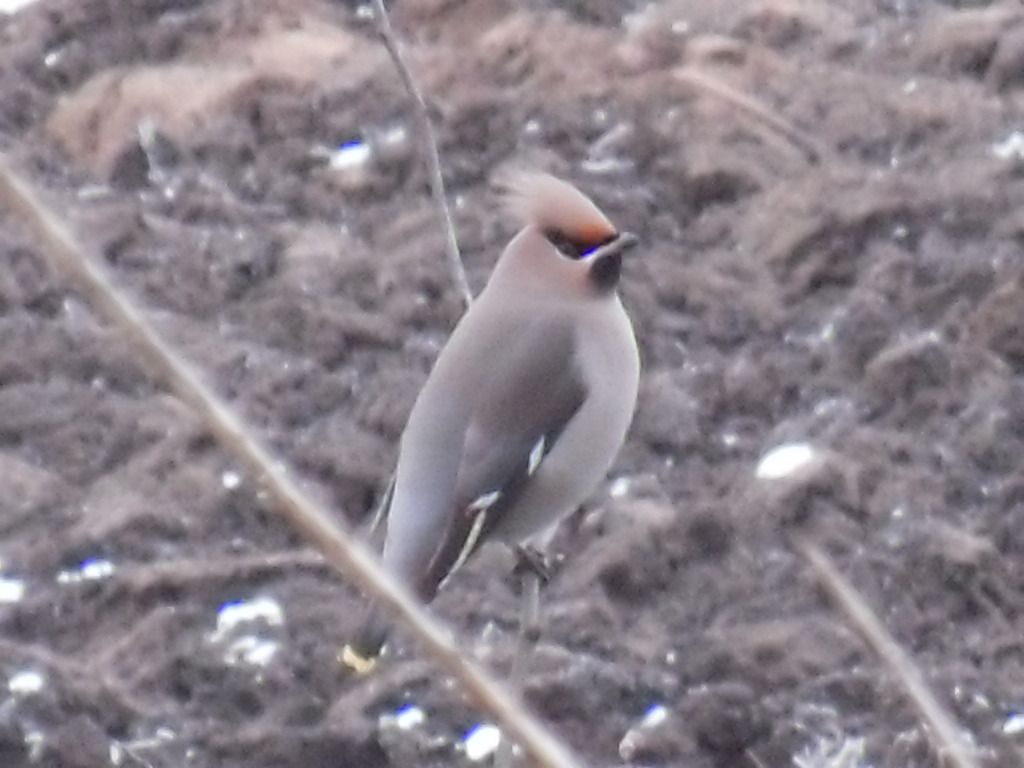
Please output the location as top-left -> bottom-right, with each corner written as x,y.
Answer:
371,0 -> 473,309
790,534 -> 979,768
497,570 -> 542,768
111,549 -> 329,594
92,605 -> 181,679
328,658 -> 433,721
0,637 -> 155,719
674,67 -> 828,166
0,156 -> 579,768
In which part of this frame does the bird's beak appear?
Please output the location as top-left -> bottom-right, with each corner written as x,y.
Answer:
587,231 -> 639,261
613,232 -> 639,253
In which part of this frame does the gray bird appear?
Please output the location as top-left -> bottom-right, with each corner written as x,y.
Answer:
346,172 -> 640,664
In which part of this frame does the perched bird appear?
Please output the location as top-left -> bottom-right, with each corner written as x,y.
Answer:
345,172 -> 640,664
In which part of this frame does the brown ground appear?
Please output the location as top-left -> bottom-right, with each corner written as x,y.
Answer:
1,0 -> 1023,766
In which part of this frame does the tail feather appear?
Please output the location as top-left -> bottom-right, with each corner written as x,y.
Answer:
342,602 -> 389,673
342,478 -> 396,672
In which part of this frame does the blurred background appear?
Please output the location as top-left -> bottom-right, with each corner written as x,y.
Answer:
0,1 -> 1022,766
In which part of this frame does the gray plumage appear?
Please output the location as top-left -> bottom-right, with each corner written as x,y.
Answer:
350,173 -> 640,659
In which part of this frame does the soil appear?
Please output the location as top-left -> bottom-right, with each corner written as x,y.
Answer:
0,0 -> 1023,766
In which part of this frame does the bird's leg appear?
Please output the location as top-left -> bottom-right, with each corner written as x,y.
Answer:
497,545 -> 548,767
512,543 -> 551,587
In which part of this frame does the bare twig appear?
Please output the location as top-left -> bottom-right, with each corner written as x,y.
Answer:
0,637 -> 155,718
328,658 -> 433,720
0,156 -> 579,768
674,67 -> 828,166
497,570 -> 542,768
93,605 -> 181,678
112,549 -> 329,594
371,0 -> 473,309
790,534 -> 979,768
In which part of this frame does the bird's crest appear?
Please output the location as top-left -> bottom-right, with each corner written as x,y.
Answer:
499,171 -> 618,248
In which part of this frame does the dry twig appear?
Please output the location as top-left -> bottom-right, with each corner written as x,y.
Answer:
791,533 -> 979,768
675,67 -> 828,166
496,569 -> 542,768
112,549 -> 329,594
371,0 -> 473,309
371,8 -> 558,764
328,658 -> 433,720
0,637 -> 155,718
92,605 -> 182,679
0,156 -> 579,768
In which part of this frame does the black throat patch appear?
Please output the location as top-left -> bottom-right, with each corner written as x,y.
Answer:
588,251 -> 622,292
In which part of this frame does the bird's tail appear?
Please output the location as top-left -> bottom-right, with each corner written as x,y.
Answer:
341,478 -> 395,673
341,602 -> 389,673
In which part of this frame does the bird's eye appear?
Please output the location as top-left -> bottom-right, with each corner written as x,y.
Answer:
543,229 -> 616,260
543,230 -> 588,259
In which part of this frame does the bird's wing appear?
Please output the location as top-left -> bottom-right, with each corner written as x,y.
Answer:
417,316 -> 585,595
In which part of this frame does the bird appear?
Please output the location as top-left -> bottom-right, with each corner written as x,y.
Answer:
344,171 -> 640,666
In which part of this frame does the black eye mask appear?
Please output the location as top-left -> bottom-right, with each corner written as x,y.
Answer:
543,229 -> 618,260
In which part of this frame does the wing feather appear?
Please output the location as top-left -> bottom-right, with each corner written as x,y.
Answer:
417,317 -> 585,595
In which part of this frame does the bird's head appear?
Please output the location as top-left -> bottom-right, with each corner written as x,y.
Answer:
496,171 -> 637,296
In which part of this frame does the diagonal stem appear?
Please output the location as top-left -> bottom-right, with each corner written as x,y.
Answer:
791,533 -> 979,768
371,0 -> 473,310
497,567 -> 543,768
0,156 -> 579,768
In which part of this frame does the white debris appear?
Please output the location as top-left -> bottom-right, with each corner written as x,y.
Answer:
794,734 -> 871,768
991,131 -> 1024,161
639,703 -> 669,728
9,669 -> 45,695
223,636 -> 279,667
24,731 -> 45,762
462,723 -> 502,762
581,156 -> 632,175
221,470 -> 242,490
619,704 -> 671,761
1004,712 -> 1024,736
57,558 -> 116,584
0,0 -> 38,15
329,140 -> 372,172
609,476 -> 632,498
321,139 -> 375,190
0,576 -> 25,604
374,124 -> 410,161
756,443 -> 818,480
209,596 -> 284,644
110,727 -> 178,766
379,704 -> 427,731
813,397 -> 849,417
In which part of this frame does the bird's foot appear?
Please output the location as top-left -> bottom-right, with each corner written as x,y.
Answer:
513,544 -> 551,585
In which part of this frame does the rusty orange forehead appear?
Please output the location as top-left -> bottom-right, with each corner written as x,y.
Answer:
572,220 -> 618,246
